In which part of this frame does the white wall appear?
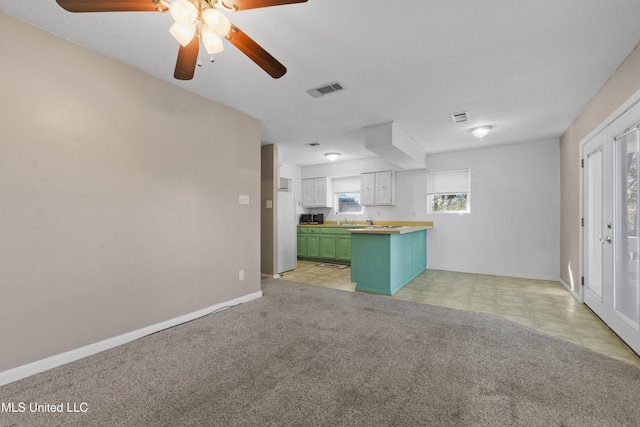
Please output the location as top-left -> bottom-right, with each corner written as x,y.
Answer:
299,139 -> 560,280
425,140 -> 560,280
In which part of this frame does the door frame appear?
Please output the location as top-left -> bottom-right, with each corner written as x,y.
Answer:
582,138 -> 607,313
580,91 -> 640,358
580,89 -> 640,304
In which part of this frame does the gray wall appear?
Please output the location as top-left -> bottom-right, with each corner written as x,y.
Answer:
261,144 -> 277,276
560,43 -> 640,293
0,15 -> 261,372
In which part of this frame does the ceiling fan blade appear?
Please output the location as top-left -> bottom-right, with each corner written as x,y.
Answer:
174,37 -> 200,80
226,26 -> 286,79
55,0 -> 167,13
221,0 -> 307,12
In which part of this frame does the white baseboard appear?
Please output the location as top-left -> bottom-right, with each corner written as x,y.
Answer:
0,290 -> 262,387
560,278 -> 582,302
426,266 -> 560,282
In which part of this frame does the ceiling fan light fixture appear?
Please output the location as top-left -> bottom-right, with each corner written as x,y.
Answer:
170,0 -> 198,25
202,28 -> 224,54
470,125 -> 492,139
325,152 -> 341,162
169,22 -> 196,46
202,8 -> 232,37
53,0 -> 304,80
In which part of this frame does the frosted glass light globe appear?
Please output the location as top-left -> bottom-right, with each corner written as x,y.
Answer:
170,0 -> 198,25
202,8 -> 232,37
202,27 -> 225,54
470,126 -> 492,139
169,22 -> 196,46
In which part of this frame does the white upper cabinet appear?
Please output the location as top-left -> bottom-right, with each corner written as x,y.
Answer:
302,179 -> 314,207
375,171 -> 394,205
360,173 -> 376,205
361,171 -> 395,206
302,178 -> 332,208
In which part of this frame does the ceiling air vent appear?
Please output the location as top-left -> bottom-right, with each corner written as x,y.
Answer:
305,142 -> 320,146
306,81 -> 345,98
451,112 -> 469,124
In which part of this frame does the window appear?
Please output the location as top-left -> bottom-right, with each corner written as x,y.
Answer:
427,169 -> 470,213
431,193 -> 468,212
336,192 -> 363,214
332,176 -> 363,215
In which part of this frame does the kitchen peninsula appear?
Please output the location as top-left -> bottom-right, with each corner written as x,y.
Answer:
349,225 -> 432,295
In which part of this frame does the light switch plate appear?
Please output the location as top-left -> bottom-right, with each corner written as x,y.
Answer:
239,195 -> 250,205
266,200 -> 273,209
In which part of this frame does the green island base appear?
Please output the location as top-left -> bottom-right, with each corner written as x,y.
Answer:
350,228 -> 427,295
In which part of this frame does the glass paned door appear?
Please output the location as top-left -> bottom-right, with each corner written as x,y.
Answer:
614,126 -> 640,327
582,100 -> 640,356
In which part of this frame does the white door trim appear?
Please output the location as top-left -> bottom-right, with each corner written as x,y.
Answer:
579,89 -> 640,303
580,89 -> 640,356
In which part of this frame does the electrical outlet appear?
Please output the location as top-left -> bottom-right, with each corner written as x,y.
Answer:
239,195 -> 250,205
239,270 -> 244,280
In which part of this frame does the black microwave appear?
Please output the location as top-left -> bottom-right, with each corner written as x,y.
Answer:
300,214 -> 311,224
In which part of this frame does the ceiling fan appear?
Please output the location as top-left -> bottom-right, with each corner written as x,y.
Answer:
54,0 -> 308,80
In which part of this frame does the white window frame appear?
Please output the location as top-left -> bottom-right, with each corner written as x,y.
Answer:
334,192 -> 364,215
332,176 -> 363,215
426,169 -> 471,214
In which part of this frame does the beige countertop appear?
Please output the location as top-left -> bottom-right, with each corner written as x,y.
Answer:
348,225 -> 432,235
297,224 -> 368,228
298,221 -> 433,228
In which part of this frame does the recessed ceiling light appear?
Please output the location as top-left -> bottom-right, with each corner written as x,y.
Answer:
325,152 -> 341,161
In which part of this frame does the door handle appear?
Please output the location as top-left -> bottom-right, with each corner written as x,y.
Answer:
599,236 -> 612,244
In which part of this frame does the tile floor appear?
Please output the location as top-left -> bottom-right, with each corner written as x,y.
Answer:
278,260 -> 640,368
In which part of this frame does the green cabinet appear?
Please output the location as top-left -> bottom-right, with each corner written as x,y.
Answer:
351,229 -> 427,295
297,227 -> 320,257
336,235 -> 352,261
297,226 -> 355,264
297,233 -> 307,257
320,235 -> 336,259
307,233 -> 320,257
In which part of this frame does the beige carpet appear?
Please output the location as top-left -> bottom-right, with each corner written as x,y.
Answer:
2,278 -> 640,426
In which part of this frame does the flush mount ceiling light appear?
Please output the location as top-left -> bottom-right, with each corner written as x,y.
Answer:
55,0 -> 308,80
470,126 -> 493,139
325,153 -> 341,162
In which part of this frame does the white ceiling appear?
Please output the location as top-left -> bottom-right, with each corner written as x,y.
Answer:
2,1 -> 640,167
